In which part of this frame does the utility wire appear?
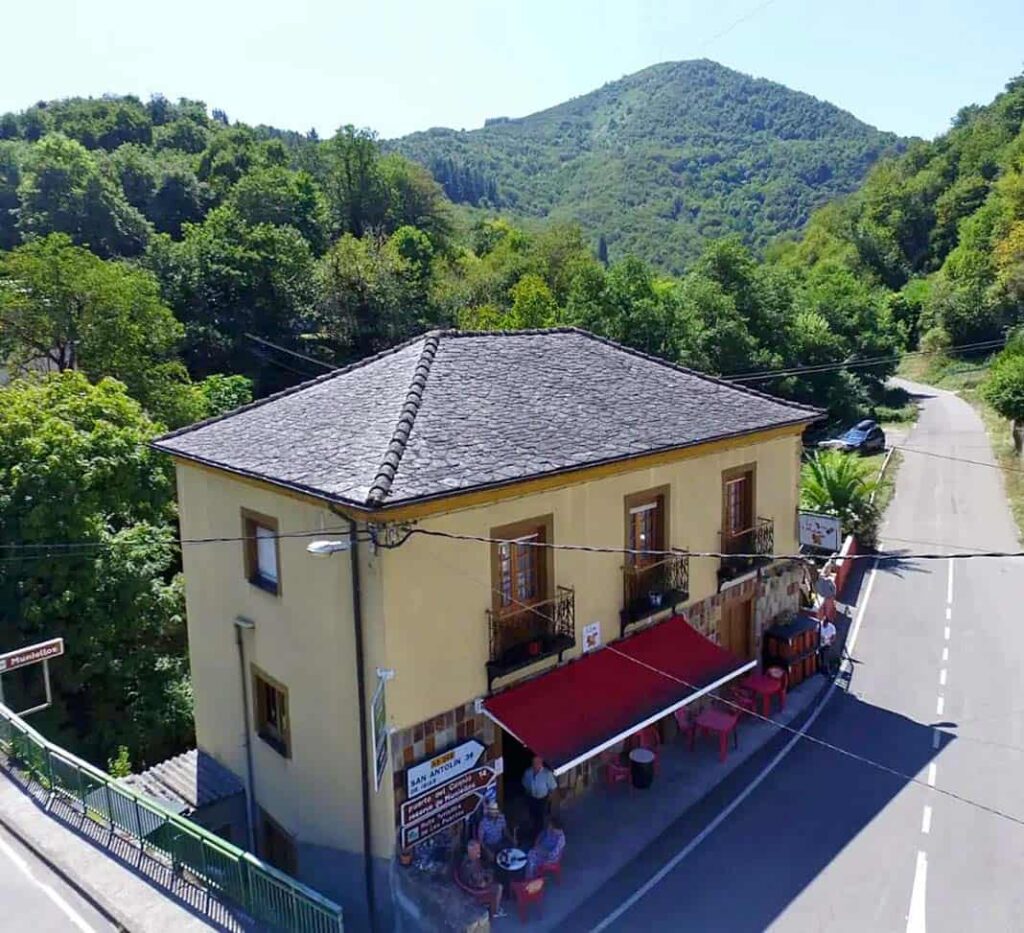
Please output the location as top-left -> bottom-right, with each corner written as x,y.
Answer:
244,333 -> 337,372
611,648 -> 1024,831
726,338 -> 1006,383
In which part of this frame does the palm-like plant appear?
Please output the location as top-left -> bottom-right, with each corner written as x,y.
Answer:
801,449 -> 881,546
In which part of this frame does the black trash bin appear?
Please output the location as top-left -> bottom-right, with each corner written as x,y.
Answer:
629,748 -> 655,789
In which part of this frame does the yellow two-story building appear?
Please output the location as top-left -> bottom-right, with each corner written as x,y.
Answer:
154,327 -> 818,925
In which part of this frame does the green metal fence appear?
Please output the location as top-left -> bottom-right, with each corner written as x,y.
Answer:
0,703 -> 343,932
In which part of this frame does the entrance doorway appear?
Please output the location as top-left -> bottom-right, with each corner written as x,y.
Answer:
721,596 -> 753,660
498,729 -> 536,842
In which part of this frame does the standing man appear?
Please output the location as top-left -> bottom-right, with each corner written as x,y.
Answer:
819,614 -> 838,677
522,754 -> 557,840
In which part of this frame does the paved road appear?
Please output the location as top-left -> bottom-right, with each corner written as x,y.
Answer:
569,381 -> 1024,932
0,823 -> 114,932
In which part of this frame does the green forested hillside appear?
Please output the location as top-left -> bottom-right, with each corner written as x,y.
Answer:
775,74 -> 1024,351
391,60 -> 903,272
2,69 -> 1022,769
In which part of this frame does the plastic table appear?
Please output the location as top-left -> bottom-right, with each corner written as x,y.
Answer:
692,708 -> 740,762
742,671 -> 786,716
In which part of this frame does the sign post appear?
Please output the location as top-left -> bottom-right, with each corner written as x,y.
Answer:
0,637 -> 64,716
372,668 -> 394,792
798,511 -> 842,552
406,738 -> 485,799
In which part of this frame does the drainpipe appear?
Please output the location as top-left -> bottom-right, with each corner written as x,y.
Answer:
234,617 -> 258,854
335,511 -> 378,933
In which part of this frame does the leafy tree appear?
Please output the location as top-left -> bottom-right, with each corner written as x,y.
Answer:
0,140 -> 22,248
147,205 -> 318,388
0,373 -> 192,767
0,234 -> 195,423
225,165 -> 330,252
508,273 -> 559,328
982,350 -> 1024,451
17,133 -> 151,257
323,125 -> 388,238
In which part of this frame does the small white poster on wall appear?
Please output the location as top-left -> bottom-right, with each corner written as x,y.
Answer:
583,622 -> 602,653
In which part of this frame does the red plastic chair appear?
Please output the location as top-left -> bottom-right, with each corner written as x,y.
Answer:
540,853 -> 563,885
720,685 -> 756,719
674,707 -> 696,746
511,877 -> 546,922
601,750 -> 631,791
632,726 -> 662,774
453,868 -> 500,917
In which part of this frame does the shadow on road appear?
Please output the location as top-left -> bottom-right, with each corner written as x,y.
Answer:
561,552 -> 949,932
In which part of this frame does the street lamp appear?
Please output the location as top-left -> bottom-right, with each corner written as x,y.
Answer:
306,539 -> 352,556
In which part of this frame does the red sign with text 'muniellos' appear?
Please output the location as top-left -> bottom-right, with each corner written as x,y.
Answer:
0,638 -> 64,674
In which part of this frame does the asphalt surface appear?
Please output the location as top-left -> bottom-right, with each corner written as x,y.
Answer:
0,822 -> 114,932
566,380 -> 1024,932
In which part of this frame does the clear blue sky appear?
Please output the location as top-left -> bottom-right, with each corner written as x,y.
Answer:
3,0 -> 1023,140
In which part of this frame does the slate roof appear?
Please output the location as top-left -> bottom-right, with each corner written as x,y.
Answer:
154,328 -> 821,509
121,748 -> 243,813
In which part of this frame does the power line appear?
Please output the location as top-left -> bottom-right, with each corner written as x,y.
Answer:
896,445 -> 1024,475
726,338 -> 1006,383
244,333 -> 337,372
616,648 -> 1024,831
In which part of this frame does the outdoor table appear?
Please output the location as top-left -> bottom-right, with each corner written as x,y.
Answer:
692,708 -> 740,762
742,671 -> 786,716
628,747 -> 656,789
495,847 -> 527,889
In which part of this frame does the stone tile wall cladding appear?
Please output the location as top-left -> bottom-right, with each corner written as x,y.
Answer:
389,562 -> 805,818
687,559 -> 804,658
390,699 -> 500,823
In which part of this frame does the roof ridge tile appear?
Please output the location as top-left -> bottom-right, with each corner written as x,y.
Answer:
366,333 -> 442,505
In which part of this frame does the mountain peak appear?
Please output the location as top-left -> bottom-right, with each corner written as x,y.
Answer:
391,61 -> 903,271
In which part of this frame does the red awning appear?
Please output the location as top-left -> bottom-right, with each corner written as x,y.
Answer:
482,615 -> 755,775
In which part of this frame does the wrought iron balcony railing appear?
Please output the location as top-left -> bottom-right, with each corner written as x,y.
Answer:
620,552 -> 690,637
486,586 -> 575,691
718,517 -> 774,587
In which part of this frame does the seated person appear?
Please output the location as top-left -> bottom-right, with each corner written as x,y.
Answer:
476,798 -> 513,861
526,815 -> 566,879
458,839 -> 505,918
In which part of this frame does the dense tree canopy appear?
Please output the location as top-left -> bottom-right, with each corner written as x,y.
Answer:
0,374 -> 192,767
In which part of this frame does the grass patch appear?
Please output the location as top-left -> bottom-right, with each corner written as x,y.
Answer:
868,449 -> 902,517
897,351 -> 991,394
973,403 -> 1024,543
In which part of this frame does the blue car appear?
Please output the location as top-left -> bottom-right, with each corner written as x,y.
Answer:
819,419 -> 886,454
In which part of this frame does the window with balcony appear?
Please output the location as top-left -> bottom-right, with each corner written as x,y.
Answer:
621,488 -> 689,634
719,465 -> 773,585
487,515 -> 574,689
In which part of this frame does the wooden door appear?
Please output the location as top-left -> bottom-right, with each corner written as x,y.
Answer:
721,597 -> 753,660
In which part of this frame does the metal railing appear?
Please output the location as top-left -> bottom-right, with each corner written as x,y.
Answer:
0,703 -> 343,933
719,517 -> 775,584
486,586 -> 576,690
621,552 -> 690,635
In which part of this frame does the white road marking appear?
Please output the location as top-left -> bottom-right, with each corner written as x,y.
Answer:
944,626 -> 950,641
0,833 -> 98,933
942,647 -> 948,662
921,806 -> 932,834
927,763 -> 937,787
936,696 -> 944,715
590,563 -> 883,931
939,669 -> 947,686
945,606 -> 951,621
932,730 -> 941,750
947,559 -> 954,604
906,850 -> 928,933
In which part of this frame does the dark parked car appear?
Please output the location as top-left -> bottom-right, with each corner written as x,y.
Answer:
818,419 -> 886,454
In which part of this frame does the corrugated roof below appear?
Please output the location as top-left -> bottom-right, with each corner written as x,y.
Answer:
122,749 -> 243,813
